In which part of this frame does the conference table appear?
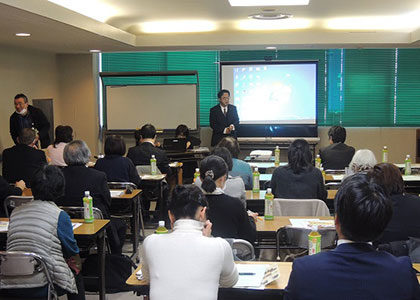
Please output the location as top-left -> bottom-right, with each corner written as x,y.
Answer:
126,261 -> 292,299
0,218 -> 110,300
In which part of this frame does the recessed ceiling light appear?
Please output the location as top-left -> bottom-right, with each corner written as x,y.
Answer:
141,20 -> 216,33
229,0 -> 309,6
266,46 -> 277,50
249,12 -> 293,20
325,15 -> 420,30
15,33 -> 31,37
89,49 -> 101,53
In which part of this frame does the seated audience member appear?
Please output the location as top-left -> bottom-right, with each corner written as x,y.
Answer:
271,139 -> 327,200
175,124 -> 201,150
195,147 -> 246,206
284,173 -> 420,300
58,140 -> 126,254
218,137 -> 252,190
199,155 -> 256,243
349,149 -> 377,174
127,124 -> 171,175
319,126 -> 355,170
94,135 -> 141,187
0,176 -> 25,217
369,163 -> 420,243
142,185 -> 238,300
2,128 -> 47,186
3,165 -> 85,300
47,125 -> 73,166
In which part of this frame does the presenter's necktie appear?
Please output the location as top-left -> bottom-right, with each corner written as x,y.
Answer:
223,108 -> 227,117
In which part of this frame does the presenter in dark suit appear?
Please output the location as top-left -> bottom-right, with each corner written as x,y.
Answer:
10,93 -> 51,149
319,126 -> 355,170
2,128 -> 47,186
210,89 -> 239,147
284,173 -> 420,300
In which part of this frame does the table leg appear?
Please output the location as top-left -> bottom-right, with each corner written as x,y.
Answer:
97,231 -> 106,300
133,195 -> 140,261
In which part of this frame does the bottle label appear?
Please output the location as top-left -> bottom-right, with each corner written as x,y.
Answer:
253,174 -> 260,192
264,197 -> 274,220
308,235 -> 321,255
382,151 -> 388,163
83,197 -> 94,223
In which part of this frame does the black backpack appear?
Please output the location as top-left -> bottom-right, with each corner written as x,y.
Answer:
82,253 -> 137,293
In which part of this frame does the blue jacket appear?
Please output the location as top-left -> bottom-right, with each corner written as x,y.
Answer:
284,243 -> 420,300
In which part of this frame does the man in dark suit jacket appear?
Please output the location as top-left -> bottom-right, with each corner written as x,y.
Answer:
210,89 -> 239,147
319,125 -> 355,170
2,128 -> 47,186
127,124 -> 171,176
284,173 -> 420,300
10,93 -> 51,148
57,139 -> 126,254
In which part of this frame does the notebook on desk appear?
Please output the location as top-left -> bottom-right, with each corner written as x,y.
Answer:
163,138 -> 187,152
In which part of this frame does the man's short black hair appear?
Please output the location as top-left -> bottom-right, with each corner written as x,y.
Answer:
218,137 -> 240,159
14,93 -> 28,103
212,146 -> 233,171
217,89 -> 230,99
328,126 -> 347,143
104,135 -> 126,156
140,124 -> 156,139
334,173 -> 392,242
31,165 -> 65,202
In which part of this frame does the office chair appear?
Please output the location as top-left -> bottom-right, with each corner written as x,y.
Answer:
0,251 -> 58,300
225,238 -> 256,261
4,196 -> 34,217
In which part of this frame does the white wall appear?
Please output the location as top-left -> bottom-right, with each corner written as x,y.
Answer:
0,46 -> 59,152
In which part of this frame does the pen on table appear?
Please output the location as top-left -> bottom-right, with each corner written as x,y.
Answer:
239,272 -> 256,276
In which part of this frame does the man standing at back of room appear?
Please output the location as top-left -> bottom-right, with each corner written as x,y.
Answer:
210,89 -> 239,147
10,93 -> 51,149
319,125 -> 355,170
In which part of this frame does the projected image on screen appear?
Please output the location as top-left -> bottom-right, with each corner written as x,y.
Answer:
222,63 -> 317,125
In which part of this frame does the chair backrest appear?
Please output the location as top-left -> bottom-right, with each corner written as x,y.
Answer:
0,251 -> 57,300
136,165 -> 162,176
224,238 -> 255,261
107,182 -> 137,190
4,196 -> 34,218
59,206 -> 104,219
273,198 -> 330,217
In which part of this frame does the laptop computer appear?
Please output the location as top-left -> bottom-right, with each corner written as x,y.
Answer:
163,138 -> 187,152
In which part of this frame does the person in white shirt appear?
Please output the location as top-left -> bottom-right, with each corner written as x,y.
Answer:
47,125 -> 73,166
141,185 -> 238,300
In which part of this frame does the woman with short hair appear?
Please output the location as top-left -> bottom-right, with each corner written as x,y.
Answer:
47,125 -> 73,166
218,137 -> 253,190
94,135 -> 141,187
3,165 -> 85,299
349,149 -> 377,174
141,185 -> 238,300
369,163 -> 420,243
271,139 -> 327,200
199,155 -> 256,243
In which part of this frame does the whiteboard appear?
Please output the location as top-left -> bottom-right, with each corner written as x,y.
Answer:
106,84 -> 197,130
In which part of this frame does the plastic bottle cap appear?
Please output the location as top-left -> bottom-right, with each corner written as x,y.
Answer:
407,155 -> 411,158
195,168 -> 199,172
158,220 -> 165,227
316,154 -> 320,158
255,167 -> 258,172
151,155 -> 155,158
384,146 -> 387,149
84,191 -> 90,196
312,225 -> 318,231
267,188 -> 272,194
276,146 -> 279,149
